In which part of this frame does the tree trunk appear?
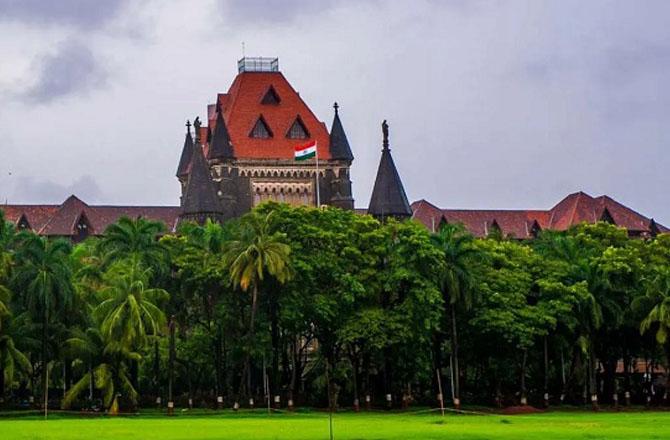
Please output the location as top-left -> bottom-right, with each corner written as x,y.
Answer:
0,366 -> 5,404
270,293 -> 280,399
154,339 -> 160,402
168,318 -> 175,415
450,305 -> 461,408
42,311 -> 48,411
520,349 -> 528,405
543,337 -> 549,407
88,361 -> 93,401
350,348 -> 360,411
214,324 -> 223,404
589,345 -> 599,411
239,284 -> 259,402
288,339 -> 297,410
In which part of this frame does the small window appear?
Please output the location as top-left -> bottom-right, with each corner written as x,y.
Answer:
250,116 -> 273,139
261,86 -> 281,105
600,208 -> 616,225
17,214 -> 31,230
74,213 -> 92,242
287,116 -> 309,139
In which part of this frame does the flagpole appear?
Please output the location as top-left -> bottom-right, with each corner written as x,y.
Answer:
315,140 -> 321,208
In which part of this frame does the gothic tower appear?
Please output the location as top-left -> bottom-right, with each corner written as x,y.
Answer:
176,57 -> 355,221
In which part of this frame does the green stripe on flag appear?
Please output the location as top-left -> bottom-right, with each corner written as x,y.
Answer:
295,151 -> 316,161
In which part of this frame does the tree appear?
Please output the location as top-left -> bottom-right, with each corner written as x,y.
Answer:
431,223 -> 478,408
0,314 -> 32,402
94,260 -> 168,353
0,210 -> 15,330
62,326 -> 140,412
98,217 -> 168,275
12,233 -> 73,410
223,210 -> 291,400
639,267 -> 670,361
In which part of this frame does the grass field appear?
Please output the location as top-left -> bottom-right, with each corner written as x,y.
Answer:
1,409 -> 669,440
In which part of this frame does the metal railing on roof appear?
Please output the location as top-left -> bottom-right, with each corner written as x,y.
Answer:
238,57 -> 279,73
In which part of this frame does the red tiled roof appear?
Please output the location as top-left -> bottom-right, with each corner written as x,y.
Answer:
412,192 -> 667,238
2,196 -> 180,237
203,72 -> 330,160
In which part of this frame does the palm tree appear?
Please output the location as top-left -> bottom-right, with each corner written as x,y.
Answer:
430,223 -> 478,409
0,313 -> 32,402
98,217 -> 167,274
0,210 -> 15,330
62,326 -> 139,413
94,260 -> 168,352
535,232 -> 606,408
12,233 -> 73,410
639,268 -> 670,371
223,212 -> 291,400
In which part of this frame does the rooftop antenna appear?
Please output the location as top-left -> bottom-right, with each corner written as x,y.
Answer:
242,41 -> 246,58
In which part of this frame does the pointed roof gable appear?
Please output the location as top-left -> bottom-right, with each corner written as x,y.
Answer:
176,121 -> 195,177
208,105 -> 234,160
181,146 -> 223,217
368,120 -> 412,219
39,195 -> 93,236
411,191 -> 668,238
329,102 -> 354,161
210,72 -> 330,159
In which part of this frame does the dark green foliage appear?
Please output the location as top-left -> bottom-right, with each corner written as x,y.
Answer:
0,206 -> 668,411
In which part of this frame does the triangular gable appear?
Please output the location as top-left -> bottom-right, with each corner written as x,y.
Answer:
286,116 -> 309,139
261,86 -> 281,105
249,115 -> 273,139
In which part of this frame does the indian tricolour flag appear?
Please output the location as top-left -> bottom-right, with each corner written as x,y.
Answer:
294,140 -> 317,161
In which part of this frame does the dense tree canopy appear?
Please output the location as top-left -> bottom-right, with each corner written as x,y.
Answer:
0,204 -> 668,412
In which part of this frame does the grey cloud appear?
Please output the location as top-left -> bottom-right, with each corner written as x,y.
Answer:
0,0 -> 127,29
11,175 -> 104,204
222,0 -> 349,23
22,40 -> 106,103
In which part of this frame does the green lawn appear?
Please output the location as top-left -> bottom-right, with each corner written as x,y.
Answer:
1,409 -> 668,440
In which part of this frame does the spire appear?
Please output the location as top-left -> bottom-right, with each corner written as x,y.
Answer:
329,102 -> 354,161
208,103 -> 234,159
176,120 -> 194,178
180,144 -> 224,224
368,120 -> 412,220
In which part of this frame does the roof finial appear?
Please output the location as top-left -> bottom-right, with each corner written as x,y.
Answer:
186,119 -> 191,135
333,102 -> 339,115
382,119 -> 389,151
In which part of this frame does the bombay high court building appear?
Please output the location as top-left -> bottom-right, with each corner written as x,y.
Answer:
2,57 -> 667,239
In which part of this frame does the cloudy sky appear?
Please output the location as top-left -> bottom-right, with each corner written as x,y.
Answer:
0,0 -> 669,223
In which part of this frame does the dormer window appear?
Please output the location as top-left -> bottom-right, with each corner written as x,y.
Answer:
74,212 -> 92,242
600,208 -> 616,225
17,214 -> 31,230
250,116 -> 273,139
529,220 -> 541,238
261,86 -> 281,105
287,116 -> 309,140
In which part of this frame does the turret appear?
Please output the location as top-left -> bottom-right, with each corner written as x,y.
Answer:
179,143 -> 225,225
367,120 -> 412,221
